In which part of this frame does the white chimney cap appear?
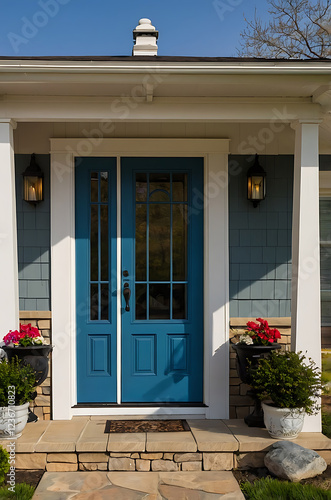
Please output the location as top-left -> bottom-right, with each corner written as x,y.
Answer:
135,18 -> 156,32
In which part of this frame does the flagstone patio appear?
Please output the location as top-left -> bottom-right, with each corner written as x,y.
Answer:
33,470 -> 245,499
1,418 -> 330,474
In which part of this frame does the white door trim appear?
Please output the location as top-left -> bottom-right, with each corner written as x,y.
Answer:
50,138 -> 230,419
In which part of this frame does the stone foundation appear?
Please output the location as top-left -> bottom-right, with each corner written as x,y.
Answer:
13,451 -> 234,472
19,311 -> 52,421
229,317 -> 291,419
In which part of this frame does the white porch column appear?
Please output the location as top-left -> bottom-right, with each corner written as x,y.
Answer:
0,119 -> 19,334
51,152 -> 76,420
204,152 -> 230,419
291,121 -> 321,432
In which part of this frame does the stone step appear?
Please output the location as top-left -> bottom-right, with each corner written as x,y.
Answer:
33,471 -> 245,499
1,417 -> 330,473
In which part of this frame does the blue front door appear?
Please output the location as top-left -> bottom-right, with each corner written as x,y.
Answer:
76,158 -> 117,403
76,157 -> 203,404
121,158 -> 203,402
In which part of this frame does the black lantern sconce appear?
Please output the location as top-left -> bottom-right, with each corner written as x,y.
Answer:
247,154 -> 266,208
22,154 -> 43,204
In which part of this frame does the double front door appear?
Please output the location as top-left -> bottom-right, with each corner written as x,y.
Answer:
75,157 -> 203,404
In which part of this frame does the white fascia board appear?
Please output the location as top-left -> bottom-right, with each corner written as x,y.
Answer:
1,59 -> 331,76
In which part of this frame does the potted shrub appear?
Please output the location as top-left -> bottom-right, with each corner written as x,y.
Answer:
231,318 -> 281,426
0,357 -> 36,439
249,350 -> 324,439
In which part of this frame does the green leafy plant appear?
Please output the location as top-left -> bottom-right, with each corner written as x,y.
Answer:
241,477 -> 330,499
249,351 -> 323,414
0,483 -> 35,499
0,358 -> 36,407
0,446 -> 9,485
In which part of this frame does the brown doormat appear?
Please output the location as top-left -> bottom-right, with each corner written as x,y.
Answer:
105,419 -> 190,433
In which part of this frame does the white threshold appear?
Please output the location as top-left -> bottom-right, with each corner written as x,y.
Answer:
71,407 -> 207,418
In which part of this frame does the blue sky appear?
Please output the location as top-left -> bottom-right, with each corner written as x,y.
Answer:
0,0 -> 270,57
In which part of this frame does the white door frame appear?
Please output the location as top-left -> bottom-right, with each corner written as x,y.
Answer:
50,138 -> 230,419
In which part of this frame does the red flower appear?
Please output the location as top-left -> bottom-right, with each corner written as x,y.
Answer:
3,324 -> 44,346
244,318 -> 281,345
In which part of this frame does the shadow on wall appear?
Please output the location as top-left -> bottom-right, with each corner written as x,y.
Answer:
228,155 -> 293,319
15,154 -> 51,311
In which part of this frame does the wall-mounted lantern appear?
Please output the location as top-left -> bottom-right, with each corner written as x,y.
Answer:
247,154 -> 266,208
23,154 -> 43,204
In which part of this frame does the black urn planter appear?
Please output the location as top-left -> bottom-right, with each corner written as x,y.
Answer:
3,345 -> 52,385
232,342 -> 281,427
2,345 -> 53,423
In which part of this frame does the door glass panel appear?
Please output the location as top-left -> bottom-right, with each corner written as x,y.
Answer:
149,173 -> 170,202
90,205 -> 98,281
90,284 -> 99,321
136,284 -> 147,320
135,204 -> 147,281
90,172 -> 98,202
134,171 -> 189,321
136,173 -> 147,202
173,284 -> 187,319
100,284 -> 109,321
100,205 -> 109,281
173,173 -> 187,202
172,205 -> 187,281
149,204 -> 170,281
100,172 -> 108,202
150,284 -> 170,319
89,171 -> 111,322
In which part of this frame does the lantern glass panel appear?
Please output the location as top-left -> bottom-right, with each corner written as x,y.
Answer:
250,175 -> 265,200
24,176 -> 43,202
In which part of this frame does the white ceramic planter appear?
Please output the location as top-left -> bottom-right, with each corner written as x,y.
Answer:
262,402 -> 305,439
0,402 -> 29,439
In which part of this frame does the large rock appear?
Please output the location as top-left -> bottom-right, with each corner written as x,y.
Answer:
264,441 -> 327,482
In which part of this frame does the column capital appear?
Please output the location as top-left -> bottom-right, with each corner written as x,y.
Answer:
290,119 -> 323,130
0,118 -> 17,129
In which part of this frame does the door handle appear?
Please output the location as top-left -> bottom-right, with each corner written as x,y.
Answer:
123,283 -> 131,311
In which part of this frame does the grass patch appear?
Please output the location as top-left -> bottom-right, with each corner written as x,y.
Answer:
0,483 -> 35,500
241,477 -> 331,499
322,351 -> 331,385
322,411 -> 331,438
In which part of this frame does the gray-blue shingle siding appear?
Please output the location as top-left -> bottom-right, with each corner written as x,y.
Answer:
15,154 -> 50,311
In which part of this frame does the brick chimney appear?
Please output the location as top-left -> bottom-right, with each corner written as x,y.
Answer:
133,18 -> 159,56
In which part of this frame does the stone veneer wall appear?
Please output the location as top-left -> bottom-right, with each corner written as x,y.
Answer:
16,451 -> 233,473
229,317 -> 291,419
19,311 -> 52,421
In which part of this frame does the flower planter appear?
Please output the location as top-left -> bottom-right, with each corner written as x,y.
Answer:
0,402 -> 29,439
232,343 -> 281,385
3,345 -> 52,385
262,402 -> 305,439
232,343 -> 281,427
2,345 -> 53,423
